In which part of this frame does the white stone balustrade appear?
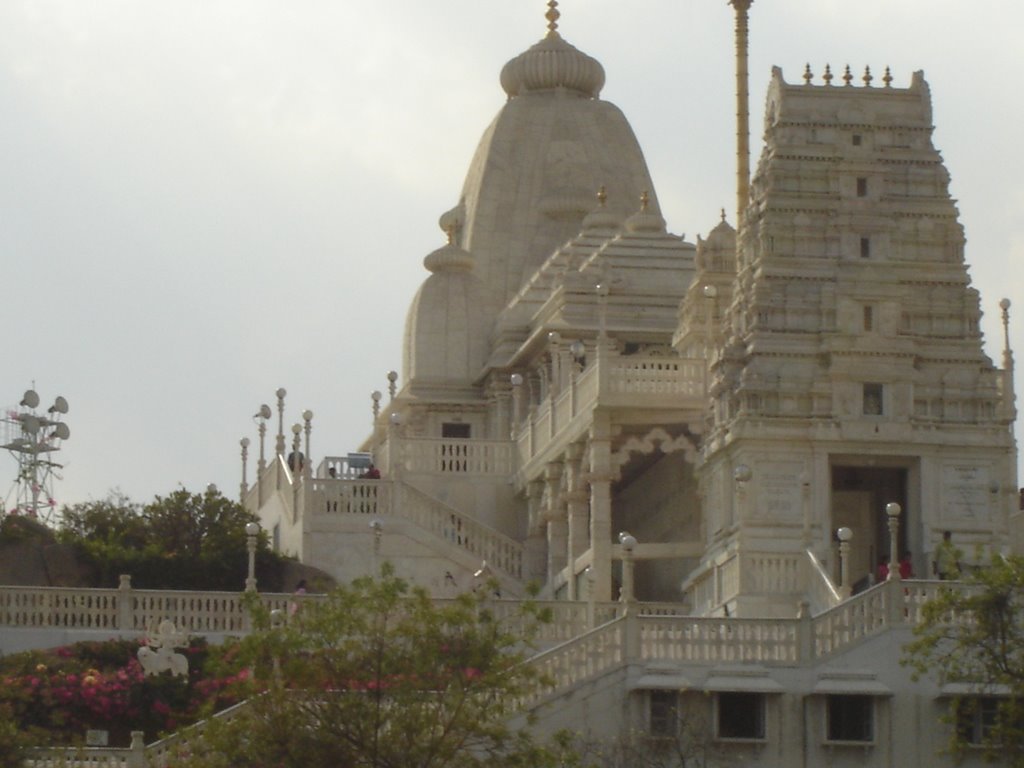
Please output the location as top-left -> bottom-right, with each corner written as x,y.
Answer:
401,438 -> 515,475
23,578 -> 958,765
401,483 -> 523,580
640,615 -> 799,663
310,479 -> 392,516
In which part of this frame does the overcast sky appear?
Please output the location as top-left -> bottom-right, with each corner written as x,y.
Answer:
2,0 -> 1022,513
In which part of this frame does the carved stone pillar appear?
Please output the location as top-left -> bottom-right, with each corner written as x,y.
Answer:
547,516 -> 569,590
543,463 -> 567,584
525,480 -> 547,584
588,414 -> 614,602
564,443 -> 589,599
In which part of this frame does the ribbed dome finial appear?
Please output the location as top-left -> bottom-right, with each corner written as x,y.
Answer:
499,7 -> 605,99
545,1 -> 560,36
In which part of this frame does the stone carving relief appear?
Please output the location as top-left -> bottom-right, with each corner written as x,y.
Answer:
138,619 -> 189,678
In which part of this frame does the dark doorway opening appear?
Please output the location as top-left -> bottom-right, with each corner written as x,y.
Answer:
831,465 -> 907,589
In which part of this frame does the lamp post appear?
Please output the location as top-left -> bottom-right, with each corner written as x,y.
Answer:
510,373 -> 524,438
302,410 -> 313,478
885,502 -> 901,581
245,521 -> 260,592
370,519 -> 383,570
596,283 -> 610,345
371,391 -> 382,455
255,404 -> 271,505
275,388 -> 287,458
239,437 -> 250,502
837,526 -> 853,598
619,532 -> 637,607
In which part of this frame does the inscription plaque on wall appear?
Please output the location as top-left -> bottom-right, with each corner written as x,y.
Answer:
941,464 -> 990,521
754,462 -> 802,521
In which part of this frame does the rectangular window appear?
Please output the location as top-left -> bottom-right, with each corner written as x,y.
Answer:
863,383 -> 884,416
863,306 -> 874,331
860,237 -> 871,258
717,692 -> 766,740
957,697 -> 1000,745
441,422 -> 471,439
650,690 -> 679,738
852,134 -> 862,146
827,695 -> 874,743
856,177 -> 868,197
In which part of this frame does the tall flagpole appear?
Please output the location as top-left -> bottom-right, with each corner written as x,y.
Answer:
729,0 -> 753,228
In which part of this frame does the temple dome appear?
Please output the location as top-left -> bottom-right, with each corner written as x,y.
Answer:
500,32 -> 605,99
403,239 -> 499,388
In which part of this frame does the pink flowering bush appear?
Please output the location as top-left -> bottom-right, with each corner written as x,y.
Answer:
0,637 -> 249,746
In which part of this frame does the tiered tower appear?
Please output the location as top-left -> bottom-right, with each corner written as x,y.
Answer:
693,65 -> 1016,616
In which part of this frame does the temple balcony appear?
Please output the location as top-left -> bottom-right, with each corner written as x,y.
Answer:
510,343 -> 707,487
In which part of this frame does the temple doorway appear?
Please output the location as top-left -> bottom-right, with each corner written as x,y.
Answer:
830,462 -> 909,590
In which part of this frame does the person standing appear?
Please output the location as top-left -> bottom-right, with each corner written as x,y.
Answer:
898,551 -> 914,579
933,531 -> 961,580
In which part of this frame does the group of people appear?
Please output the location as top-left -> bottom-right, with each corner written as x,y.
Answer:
876,551 -> 914,582
875,530 -> 962,583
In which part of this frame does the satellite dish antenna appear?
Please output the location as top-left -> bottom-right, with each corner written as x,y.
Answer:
20,390 -> 39,409
52,423 -> 71,440
49,396 -> 69,414
21,414 -> 40,435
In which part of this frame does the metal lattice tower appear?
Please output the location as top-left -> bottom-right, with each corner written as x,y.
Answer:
1,388 -> 70,523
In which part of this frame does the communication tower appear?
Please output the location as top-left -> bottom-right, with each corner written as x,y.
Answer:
1,388 -> 71,523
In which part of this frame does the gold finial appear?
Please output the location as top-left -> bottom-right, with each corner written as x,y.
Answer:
720,208 -> 727,223
823,64 -> 833,86
842,65 -> 853,86
640,191 -> 649,212
545,0 -> 560,35
803,63 -> 813,85
862,65 -> 873,87
596,185 -> 607,207
883,66 -> 893,88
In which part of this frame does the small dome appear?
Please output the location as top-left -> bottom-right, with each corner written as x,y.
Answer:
623,193 -> 666,234
500,32 -> 605,99
581,187 -> 622,233
404,239 -> 499,386
424,241 -> 474,273
695,211 -> 737,272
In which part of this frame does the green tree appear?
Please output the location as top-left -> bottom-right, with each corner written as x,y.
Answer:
185,565 -> 571,768
903,555 -> 1024,764
58,488 -> 278,590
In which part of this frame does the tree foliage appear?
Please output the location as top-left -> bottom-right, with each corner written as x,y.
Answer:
57,488 -> 282,590
183,564 -> 572,768
903,555 -> 1024,764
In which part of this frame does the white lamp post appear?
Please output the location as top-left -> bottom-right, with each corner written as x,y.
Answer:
619,532 -> 638,606
245,521 -> 260,592
885,502 -> 901,581
837,526 -> 853,598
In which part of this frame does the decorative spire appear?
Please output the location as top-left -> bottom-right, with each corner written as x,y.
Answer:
843,64 -> 853,86
823,64 -> 833,86
640,191 -> 650,212
545,1 -> 560,36
862,65 -> 873,87
597,185 -> 607,207
729,0 -> 754,229
883,66 -> 893,88
803,63 -> 813,85
721,208 -> 727,223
